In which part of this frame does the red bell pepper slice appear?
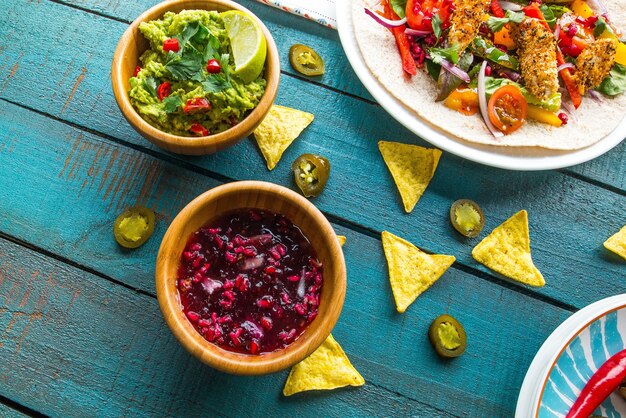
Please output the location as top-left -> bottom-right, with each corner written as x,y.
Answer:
523,4 -> 583,108
163,38 -> 180,53
183,98 -> 211,114
566,348 -> 626,418
157,82 -> 171,101
491,0 -> 505,18
382,0 -> 417,76
189,123 -> 209,137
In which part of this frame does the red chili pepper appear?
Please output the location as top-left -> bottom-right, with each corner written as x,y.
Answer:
183,98 -> 211,114
189,123 -> 209,136
134,66 -> 142,77
523,4 -> 583,108
382,0 -> 417,76
490,0 -> 505,18
157,82 -> 171,101
566,348 -> 626,418
206,59 -> 221,74
163,38 -> 180,53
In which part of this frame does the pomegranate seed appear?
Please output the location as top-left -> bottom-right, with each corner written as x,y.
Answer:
217,315 -> 232,324
225,252 -> 237,263
314,274 -> 322,285
248,341 -> 260,354
226,242 -> 234,250
308,285 -> 318,293
239,278 -> 250,292
219,299 -> 232,309
307,312 -> 318,322
190,243 -> 202,252
208,228 -> 221,234
268,248 -> 281,260
192,257 -> 203,269
281,292 -> 291,304
558,112 -> 569,125
223,280 -> 235,290
287,275 -> 299,282
222,290 -> 235,301
186,311 -> 200,322
485,65 -> 492,76
211,312 -> 218,322
229,332 -> 241,347
198,319 -> 212,327
235,275 -> 243,288
260,316 -> 273,330
272,305 -> 284,319
234,246 -> 244,254
205,328 -> 215,341
566,24 -> 578,37
264,266 -> 276,274
214,235 -> 224,248
257,297 -> 273,309
182,251 -> 195,261
294,304 -> 307,315
193,273 -> 202,283
242,247 -> 257,257
199,263 -> 211,274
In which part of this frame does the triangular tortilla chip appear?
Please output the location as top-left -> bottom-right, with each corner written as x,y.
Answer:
378,141 -> 442,213
253,105 -> 314,170
283,334 -> 364,396
472,210 -> 545,287
337,235 -> 346,246
382,231 -> 455,313
604,225 -> 626,260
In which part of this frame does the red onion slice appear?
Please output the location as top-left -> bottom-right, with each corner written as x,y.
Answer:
561,100 -> 579,124
478,61 -> 504,138
499,1 -> 523,11
557,62 -> 575,72
440,59 -> 471,83
364,8 -> 407,28
585,0 -> 608,15
587,89 -> 604,103
405,28 -> 431,37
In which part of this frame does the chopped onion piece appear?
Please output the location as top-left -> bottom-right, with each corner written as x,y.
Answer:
561,100 -> 578,124
364,8 -> 407,28
440,59 -> 471,83
499,1 -> 523,11
405,28 -> 431,37
557,62 -> 575,72
554,24 -> 561,39
478,61 -> 504,138
587,89 -> 604,103
297,269 -> 306,298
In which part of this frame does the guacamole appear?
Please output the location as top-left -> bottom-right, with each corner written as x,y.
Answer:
129,10 -> 267,136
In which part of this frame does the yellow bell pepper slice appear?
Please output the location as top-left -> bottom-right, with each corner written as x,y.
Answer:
570,0 -> 594,18
527,105 -> 563,127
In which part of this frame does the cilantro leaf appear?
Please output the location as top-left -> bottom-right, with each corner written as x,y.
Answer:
425,60 -> 441,80
203,33 -> 221,62
593,16 -> 613,38
177,22 -> 200,54
220,53 -> 231,83
539,5 -> 556,27
429,44 -> 460,65
191,24 -> 209,46
201,74 -> 231,93
432,13 -> 443,42
143,77 -> 158,98
162,95 -> 183,113
165,51 -> 204,81
486,10 -> 524,32
598,63 -> 626,96
390,0 -> 407,18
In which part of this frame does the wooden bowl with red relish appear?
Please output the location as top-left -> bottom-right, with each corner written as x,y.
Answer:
156,181 -> 346,375
111,0 -> 279,155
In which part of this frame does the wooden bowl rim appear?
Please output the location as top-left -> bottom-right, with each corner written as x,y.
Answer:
155,181 -> 347,375
111,0 -> 280,152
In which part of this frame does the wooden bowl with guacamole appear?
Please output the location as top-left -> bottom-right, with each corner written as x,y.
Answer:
111,0 -> 279,155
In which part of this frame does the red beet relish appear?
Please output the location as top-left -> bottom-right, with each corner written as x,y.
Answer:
177,208 -> 323,355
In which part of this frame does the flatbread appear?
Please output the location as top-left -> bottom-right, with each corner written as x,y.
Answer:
352,0 -> 626,149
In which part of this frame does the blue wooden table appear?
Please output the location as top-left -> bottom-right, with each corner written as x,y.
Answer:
0,0 -> 625,416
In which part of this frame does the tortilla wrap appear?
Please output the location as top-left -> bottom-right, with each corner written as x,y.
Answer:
352,0 -> 626,149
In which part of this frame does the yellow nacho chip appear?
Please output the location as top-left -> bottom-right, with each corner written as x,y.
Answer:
283,334 -> 364,396
472,210 -> 545,287
253,105 -> 314,170
382,231 -> 455,313
604,225 -> 626,260
378,141 -> 442,213
338,235 -> 346,246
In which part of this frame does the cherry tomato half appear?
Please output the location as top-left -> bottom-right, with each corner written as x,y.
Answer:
406,0 -> 452,33
157,82 -> 171,101
183,98 -> 211,114
487,85 -> 527,134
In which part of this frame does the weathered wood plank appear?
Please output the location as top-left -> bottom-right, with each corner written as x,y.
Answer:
0,223 -> 571,416
43,0 -> 626,190
0,403 -> 29,418
0,72 -> 624,312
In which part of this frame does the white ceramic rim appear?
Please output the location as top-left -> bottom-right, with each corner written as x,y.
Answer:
335,0 -> 626,171
515,294 -> 626,417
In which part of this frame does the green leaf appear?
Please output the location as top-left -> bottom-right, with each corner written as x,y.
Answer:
389,0 -> 407,18
201,74 -> 231,93
143,77 -> 158,98
220,53 -> 231,83
203,33 -> 221,62
598,63 -> 626,96
593,16 -> 613,38
539,5 -> 556,27
429,44 -> 460,65
425,60 -> 441,80
176,22 -> 200,54
165,51 -> 204,81
432,13 -> 443,41
545,5 -> 570,19
486,10 -> 524,32
162,95 -> 183,113
191,24 -> 209,46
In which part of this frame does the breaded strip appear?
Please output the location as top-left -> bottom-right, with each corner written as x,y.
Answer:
576,38 -> 618,92
514,18 -> 559,100
447,0 -> 489,52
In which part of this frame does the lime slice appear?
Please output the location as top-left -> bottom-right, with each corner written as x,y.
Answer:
221,10 -> 267,83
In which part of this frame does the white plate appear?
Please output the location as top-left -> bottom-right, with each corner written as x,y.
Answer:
335,0 -> 626,171
516,294 -> 626,417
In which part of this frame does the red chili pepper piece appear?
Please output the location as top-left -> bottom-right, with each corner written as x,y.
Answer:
523,4 -> 583,108
189,123 -> 209,137
183,98 -> 211,114
157,81 -> 171,101
567,348 -> 626,418
490,0 -> 505,18
163,38 -> 180,52
382,0 -> 417,76
134,66 -> 142,77
206,59 -> 221,74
